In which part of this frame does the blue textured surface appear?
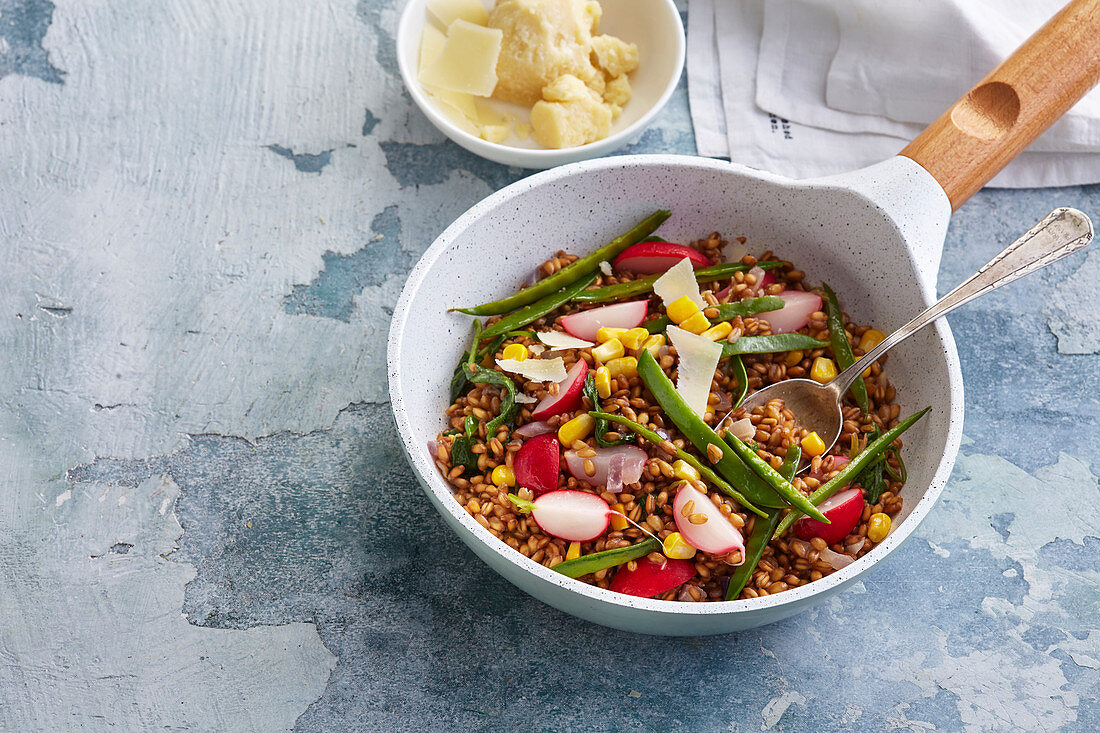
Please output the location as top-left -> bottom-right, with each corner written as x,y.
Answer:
3,0 -> 1098,730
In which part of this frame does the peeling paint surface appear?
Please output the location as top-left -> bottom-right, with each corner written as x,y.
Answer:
1,0 -> 1097,731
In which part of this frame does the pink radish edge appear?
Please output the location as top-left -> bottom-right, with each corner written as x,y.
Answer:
560,301 -> 648,342
763,290 -> 823,334
672,484 -> 745,558
530,359 -> 589,421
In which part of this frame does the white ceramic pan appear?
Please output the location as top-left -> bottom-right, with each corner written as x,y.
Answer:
388,0 -> 1100,634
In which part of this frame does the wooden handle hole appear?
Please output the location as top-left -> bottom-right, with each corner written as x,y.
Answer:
949,81 -> 1021,141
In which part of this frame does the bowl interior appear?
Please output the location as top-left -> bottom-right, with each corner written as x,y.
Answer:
395,0 -> 685,165
389,156 -> 961,634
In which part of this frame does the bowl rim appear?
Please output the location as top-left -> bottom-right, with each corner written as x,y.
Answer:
387,153 -> 964,619
395,0 -> 687,166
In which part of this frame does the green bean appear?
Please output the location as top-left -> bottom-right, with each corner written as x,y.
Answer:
584,379 -> 636,447
636,350 -> 785,509
721,333 -> 827,357
724,446 -> 800,600
553,538 -> 661,579
643,294 -> 785,333
453,210 -> 671,316
775,407 -> 931,536
575,261 -> 783,305
823,283 -> 870,414
479,273 -> 597,340
731,354 -> 749,410
724,435 -> 829,522
449,320 -> 483,401
590,411 -> 766,518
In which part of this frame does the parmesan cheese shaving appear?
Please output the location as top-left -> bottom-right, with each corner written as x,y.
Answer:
495,356 -> 567,382
653,257 -> 705,310
666,325 -> 723,418
598,260 -> 613,276
514,392 -> 537,404
427,0 -> 489,28
536,330 -> 594,349
419,20 -> 503,97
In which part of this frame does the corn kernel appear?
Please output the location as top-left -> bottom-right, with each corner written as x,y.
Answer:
491,465 -> 516,487
566,541 -> 581,561
700,321 -> 733,341
867,512 -> 892,543
501,343 -> 527,362
662,532 -> 697,560
594,366 -> 612,399
784,350 -> 804,368
672,459 -> 700,482
801,431 -> 827,457
596,326 -> 628,344
592,338 -> 625,363
640,334 -> 665,358
609,503 -> 628,530
859,328 -> 887,353
680,311 -> 711,335
666,295 -> 699,324
558,413 -> 595,445
810,356 -> 838,383
606,356 -> 638,379
620,327 -> 650,350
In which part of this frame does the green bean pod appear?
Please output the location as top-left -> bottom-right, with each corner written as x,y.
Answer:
590,411 -> 767,518
730,354 -> 749,409
552,538 -> 661,579
636,349 -> 785,509
454,210 -> 671,316
644,294 -> 785,333
721,333 -> 828,357
774,407 -> 931,536
479,273 -> 597,340
823,283 -> 870,414
724,446 -> 800,600
724,435 -> 829,522
576,261 -> 783,306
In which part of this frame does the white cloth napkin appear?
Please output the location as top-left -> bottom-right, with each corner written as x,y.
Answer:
688,0 -> 1100,187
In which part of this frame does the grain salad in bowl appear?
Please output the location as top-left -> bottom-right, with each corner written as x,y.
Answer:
432,210 -> 928,602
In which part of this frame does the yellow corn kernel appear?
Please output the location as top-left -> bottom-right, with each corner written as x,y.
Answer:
666,295 -> 699,324
594,366 -> 612,399
801,431 -> 826,457
566,541 -> 581,561
867,512 -> 892,543
609,503 -> 628,530
606,356 -> 638,379
640,333 -> 665,358
558,413 -> 595,445
662,532 -> 697,560
784,350 -> 804,368
679,311 -> 711,335
592,338 -> 625,363
672,459 -> 700,482
620,327 -> 650,350
491,465 -> 516,487
859,328 -> 887,353
501,343 -> 527,361
700,321 -> 733,341
810,356 -> 838,383
596,326 -> 628,344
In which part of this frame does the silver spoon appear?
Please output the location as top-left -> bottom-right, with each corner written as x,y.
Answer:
718,207 -> 1093,465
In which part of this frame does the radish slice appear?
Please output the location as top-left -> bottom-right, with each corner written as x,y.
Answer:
672,483 -> 745,557
610,556 -> 696,597
727,417 -> 755,441
762,291 -> 822,334
513,420 -> 555,437
794,487 -> 863,545
666,325 -> 723,417
560,301 -> 648,342
513,433 -> 561,496
613,242 -> 710,274
536,330 -> 594,349
527,490 -> 612,542
564,444 -> 647,489
530,359 -> 589,421
653,257 -> 706,310
495,356 -> 566,383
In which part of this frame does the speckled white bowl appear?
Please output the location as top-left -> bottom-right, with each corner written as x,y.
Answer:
396,0 -> 685,169
388,154 -> 964,635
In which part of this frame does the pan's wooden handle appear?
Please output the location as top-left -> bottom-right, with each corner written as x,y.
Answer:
900,0 -> 1100,210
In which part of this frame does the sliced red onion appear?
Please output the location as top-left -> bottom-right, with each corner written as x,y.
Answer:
427,440 -> 438,457
514,421 -> 556,438
606,452 -> 627,493
715,283 -> 733,301
846,538 -> 866,555
563,445 -> 647,489
764,290 -> 823,334
819,547 -> 855,570
728,417 -> 755,441
747,265 -> 765,294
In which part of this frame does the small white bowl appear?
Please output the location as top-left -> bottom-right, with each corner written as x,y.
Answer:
396,0 -> 686,169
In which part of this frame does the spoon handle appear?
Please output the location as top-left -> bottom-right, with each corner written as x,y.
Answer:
832,208 -> 1093,398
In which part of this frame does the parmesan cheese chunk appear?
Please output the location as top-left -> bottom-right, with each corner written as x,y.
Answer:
591,34 -> 639,78
530,74 -> 611,148
427,0 -> 490,28
666,326 -> 723,418
495,356 -> 567,382
653,257 -> 706,311
419,20 -> 503,97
